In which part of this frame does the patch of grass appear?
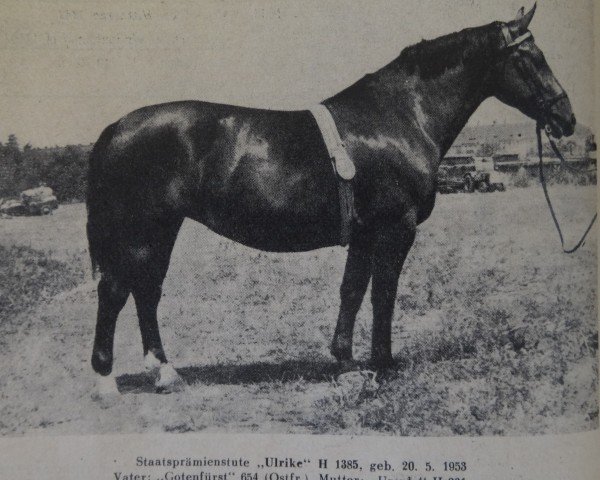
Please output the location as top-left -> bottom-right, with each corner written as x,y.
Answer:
313,334 -> 598,436
310,276 -> 598,435
0,245 -> 84,323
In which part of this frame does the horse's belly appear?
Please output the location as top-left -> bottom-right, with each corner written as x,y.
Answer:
191,205 -> 339,252
190,171 -> 339,252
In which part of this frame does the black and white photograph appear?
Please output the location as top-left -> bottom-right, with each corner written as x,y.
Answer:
0,0 -> 597,442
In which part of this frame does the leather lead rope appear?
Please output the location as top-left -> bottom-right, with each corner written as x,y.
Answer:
536,124 -> 597,253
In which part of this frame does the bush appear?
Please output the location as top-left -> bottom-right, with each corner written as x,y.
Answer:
545,168 -> 596,186
506,165 -> 596,188
0,136 -> 90,203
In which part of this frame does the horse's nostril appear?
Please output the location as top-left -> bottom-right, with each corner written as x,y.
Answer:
571,114 -> 576,126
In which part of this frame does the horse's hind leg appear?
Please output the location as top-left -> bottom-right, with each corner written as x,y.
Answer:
331,229 -> 373,370
129,216 -> 184,392
91,272 -> 130,398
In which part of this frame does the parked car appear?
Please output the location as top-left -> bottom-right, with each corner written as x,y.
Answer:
0,186 -> 59,216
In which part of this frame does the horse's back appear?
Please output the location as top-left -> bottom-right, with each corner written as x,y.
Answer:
92,100 -> 330,184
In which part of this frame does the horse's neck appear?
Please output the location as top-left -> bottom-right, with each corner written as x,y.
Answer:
334,43 -> 494,162
411,66 -> 490,156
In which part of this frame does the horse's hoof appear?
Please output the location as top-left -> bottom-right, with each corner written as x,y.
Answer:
91,374 -> 120,407
369,356 -> 396,372
330,339 -> 352,364
155,364 -> 186,393
375,367 -> 400,381
337,358 -> 360,373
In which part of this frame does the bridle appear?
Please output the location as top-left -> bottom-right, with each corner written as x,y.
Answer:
500,27 -> 568,126
501,25 -> 597,254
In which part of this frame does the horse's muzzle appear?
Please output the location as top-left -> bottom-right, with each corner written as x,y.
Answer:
545,115 -> 575,139
545,99 -> 576,138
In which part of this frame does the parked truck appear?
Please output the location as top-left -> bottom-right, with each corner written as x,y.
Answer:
437,156 -> 505,194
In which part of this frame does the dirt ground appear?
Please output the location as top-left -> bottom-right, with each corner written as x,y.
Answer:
0,186 -> 597,436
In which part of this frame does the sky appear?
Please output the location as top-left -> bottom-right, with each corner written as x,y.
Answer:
0,0 -> 595,147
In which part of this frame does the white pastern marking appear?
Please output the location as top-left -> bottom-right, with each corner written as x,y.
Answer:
144,351 -> 162,371
96,374 -> 119,396
156,363 -> 186,391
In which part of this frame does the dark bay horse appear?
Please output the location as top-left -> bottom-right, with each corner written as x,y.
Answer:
87,5 -> 575,395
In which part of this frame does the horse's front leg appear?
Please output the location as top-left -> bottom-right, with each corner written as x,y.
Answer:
331,229 -> 373,370
370,213 -> 416,369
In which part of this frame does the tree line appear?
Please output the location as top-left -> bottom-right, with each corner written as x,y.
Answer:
0,134 -> 91,203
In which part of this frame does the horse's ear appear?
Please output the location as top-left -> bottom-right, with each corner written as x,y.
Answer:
516,3 -> 536,32
515,7 -> 525,20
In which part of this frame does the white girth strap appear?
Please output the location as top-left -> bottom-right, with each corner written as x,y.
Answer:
309,104 -> 356,180
309,104 -> 356,246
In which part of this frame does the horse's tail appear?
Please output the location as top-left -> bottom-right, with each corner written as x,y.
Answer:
86,122 -> 120,279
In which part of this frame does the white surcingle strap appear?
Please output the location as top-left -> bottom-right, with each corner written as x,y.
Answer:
309,104 -> 356,246
309,105 -> 356,180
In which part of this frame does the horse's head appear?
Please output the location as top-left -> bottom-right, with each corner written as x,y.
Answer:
491,4 -> 575,138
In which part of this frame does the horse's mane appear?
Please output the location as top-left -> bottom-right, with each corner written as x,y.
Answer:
393,22 -> 502,79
